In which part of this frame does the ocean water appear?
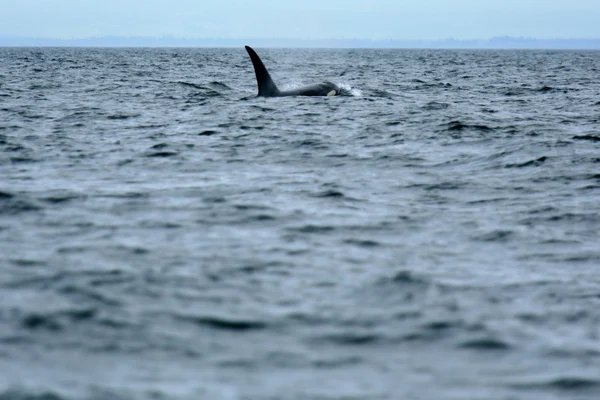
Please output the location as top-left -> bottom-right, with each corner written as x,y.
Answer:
1,47 -> 600,400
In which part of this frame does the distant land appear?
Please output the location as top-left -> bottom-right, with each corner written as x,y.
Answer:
1,36 -> 600,49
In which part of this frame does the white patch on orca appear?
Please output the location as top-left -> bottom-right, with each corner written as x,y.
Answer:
327,90 -> 337,96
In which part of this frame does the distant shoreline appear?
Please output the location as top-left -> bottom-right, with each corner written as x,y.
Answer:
1,36 -> 600,49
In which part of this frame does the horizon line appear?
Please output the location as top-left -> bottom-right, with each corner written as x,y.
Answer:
2,36 -> 600,49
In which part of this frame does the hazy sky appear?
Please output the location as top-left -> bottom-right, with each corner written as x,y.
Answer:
1,0 -> 599,40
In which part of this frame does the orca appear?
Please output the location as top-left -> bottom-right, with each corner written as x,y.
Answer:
245,45 -> 340,97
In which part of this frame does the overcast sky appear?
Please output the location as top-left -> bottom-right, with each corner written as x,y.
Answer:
1,0 -> 599,40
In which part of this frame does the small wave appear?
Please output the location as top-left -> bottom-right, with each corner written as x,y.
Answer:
536,85 -> 553,92
207,81 -> 232,90
423,101 -> 450,110
40,193 -> 83,204
0,193 -> 41,214
388,319 -> 467,343
98,191 -> 148,199
59,284 -> 123,307
0,389 -> 69,400
573,134 -> 600,142
313,356 -> 364,368
175,314 -> 267,331
106,113 -> 140,120
361,270 -> 434,306
326,153 -> 349,158
145,151 -> 178,157
369,88 -> 394,98
422,181 -> 466,191
176,81 -> 205,90
238,214 -> 276,223
421,320 -> 461,331
178,81 -> 230,96
316,332 -> 380,345
412,79 -> 452,88
19,308 -> 97,333
9,156 -> 36,163
472,229 -> 515,242
233,204 -> 272,211
123,123 -> 168,130
9,259 -> 45,267
458,338 -> 511,350
504,88 -> 526,96
445,120 -> 493,132
21,313 -> 63,332
198,130 -> 218,136
249,105 -> 276,112
588,173 -> 600,181
380,270 -> 430,287
288,224 -> 336,234
28,83 -> 62,90
343,238 -> 381,248
292,139 -> 328,149
240,125 -> 265,130
511,376 -> 600,391
291,224 -> 335,233
4,143 -> 29,152
314,189 -> 345,198
504,156 -> 547,168
482,108 -> 498,113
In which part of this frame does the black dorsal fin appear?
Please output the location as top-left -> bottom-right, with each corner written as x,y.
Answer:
245,46 -> 280,97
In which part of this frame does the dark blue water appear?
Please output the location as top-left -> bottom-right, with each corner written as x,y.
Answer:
1,47 -> 600,400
